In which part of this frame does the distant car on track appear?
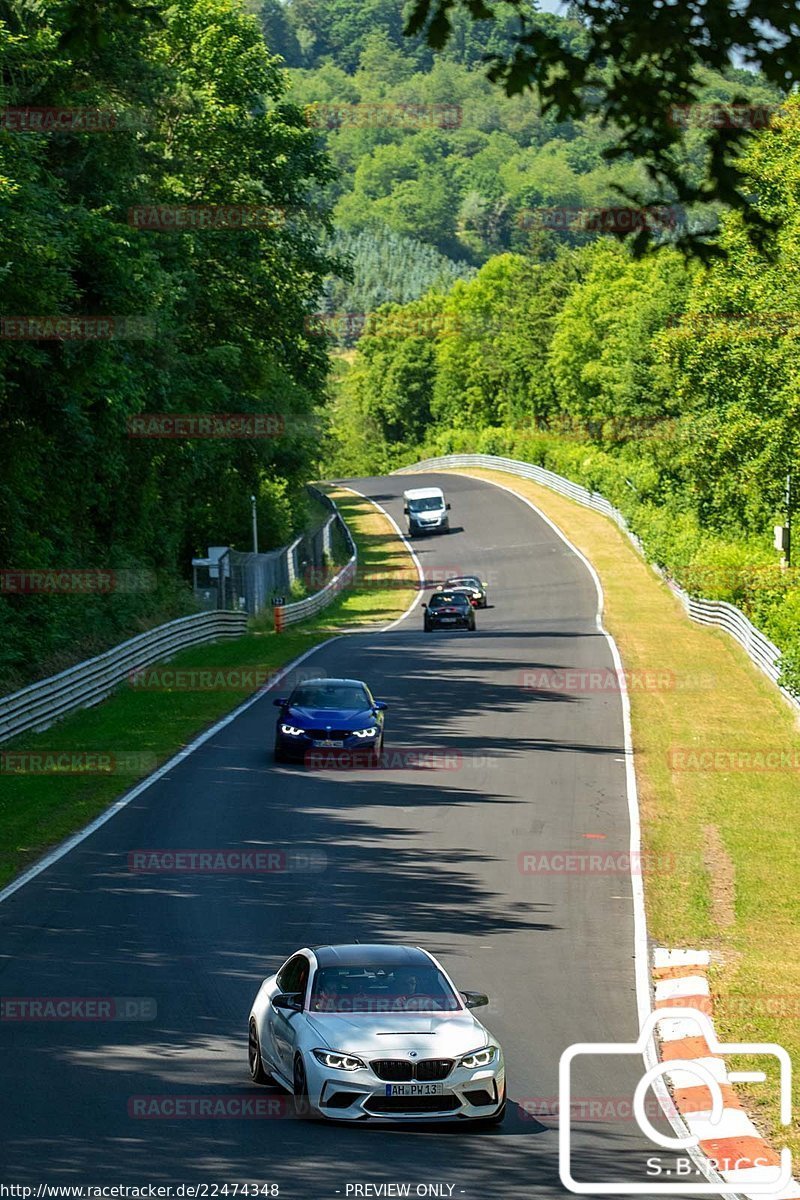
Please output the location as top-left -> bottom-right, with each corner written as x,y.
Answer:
248,943 -> 506,1124
273,677 -> 386,763
403,486 -> 451,537
444,575 -> 488,608
422,591 -> 476,632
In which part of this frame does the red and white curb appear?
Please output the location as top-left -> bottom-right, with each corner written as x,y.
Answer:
653,948 -> 797,1198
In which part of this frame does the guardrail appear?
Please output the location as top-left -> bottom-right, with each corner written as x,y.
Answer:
0,491 -> 359,739
397,453 -> 799,713
275,487 -> 357,630
0,611 -> 247,744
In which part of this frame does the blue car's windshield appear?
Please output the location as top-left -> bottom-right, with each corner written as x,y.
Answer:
291,684 -> 370,709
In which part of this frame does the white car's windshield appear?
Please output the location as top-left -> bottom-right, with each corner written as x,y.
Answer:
310,964 -> 461,1013
408,497 -> 443,513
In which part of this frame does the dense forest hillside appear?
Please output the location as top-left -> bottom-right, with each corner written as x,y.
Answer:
0,0 -> 335,688
325,85 -> 800,692
257,1 -> 777,314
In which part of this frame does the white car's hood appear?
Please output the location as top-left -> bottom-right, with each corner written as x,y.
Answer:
305,1010 -> 489,1057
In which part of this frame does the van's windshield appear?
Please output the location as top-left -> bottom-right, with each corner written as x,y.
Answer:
407,497 -> 443,513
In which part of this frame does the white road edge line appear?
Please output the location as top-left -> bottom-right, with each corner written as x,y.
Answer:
0,487 -> 423,908
332,483 -> 425,629
421,468 -> 731,1197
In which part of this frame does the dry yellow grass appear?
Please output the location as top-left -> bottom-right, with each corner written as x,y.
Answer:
435,465 -> 800,1155
309,485 -> 418,628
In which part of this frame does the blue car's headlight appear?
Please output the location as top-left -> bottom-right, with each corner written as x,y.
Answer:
280,724 -> 305,737
459,1046 -> 497,1069
352,727 -> 379,739
312,1049 -> 366,1071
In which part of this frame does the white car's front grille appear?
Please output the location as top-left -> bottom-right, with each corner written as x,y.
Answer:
370,1058 -> 453,1082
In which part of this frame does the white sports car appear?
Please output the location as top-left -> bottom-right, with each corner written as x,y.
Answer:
248,943 -> 506,1124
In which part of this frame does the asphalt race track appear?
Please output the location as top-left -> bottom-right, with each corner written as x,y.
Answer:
0,473 -> 708,1199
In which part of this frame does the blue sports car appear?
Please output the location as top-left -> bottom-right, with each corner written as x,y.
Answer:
273,677 -> 387,764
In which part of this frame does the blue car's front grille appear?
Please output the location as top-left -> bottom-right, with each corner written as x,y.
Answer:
305,729 -> 354,740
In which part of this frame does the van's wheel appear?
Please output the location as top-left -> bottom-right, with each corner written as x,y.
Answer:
248,1019 -> 270,1084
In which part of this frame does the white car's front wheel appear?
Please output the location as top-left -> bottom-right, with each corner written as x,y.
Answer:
248,1019 -> 270,1085
293,1054 -> 312,1118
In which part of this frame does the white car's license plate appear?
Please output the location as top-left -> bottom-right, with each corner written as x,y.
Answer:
313,739 -> 344,748
385,1083 -> 445,1096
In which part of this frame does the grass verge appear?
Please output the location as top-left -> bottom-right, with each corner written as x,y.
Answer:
445,466 -> 800,1157
0,487 -> 416,890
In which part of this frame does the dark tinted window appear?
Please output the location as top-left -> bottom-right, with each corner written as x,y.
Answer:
408,497 -> 443,513
277,954 -> 309,997
290,683 -> 370,709
429,593 -> 470,609
309,964 -> 460,1013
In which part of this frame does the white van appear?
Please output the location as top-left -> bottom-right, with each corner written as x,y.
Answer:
403,486 -> 451,537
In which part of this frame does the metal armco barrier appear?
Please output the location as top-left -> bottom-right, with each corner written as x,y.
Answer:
0,611 -> 248,744
274,557 -> 358,631
274,490 -> 358,630
397,453 -> 800,714
0,490 -> 359,739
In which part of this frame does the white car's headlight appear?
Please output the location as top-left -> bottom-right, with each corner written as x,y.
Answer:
459,1046 -> 497,1069
352,727 -> 379,739
280,724 -> 305,736
312,1048 -> 366,1071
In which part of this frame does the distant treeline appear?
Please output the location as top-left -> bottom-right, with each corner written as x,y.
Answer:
326,96 -> 800,693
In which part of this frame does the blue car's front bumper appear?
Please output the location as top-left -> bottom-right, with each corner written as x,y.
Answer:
274,728 -> 381,763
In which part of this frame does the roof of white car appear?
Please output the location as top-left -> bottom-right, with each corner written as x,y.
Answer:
313,944 -> 430,968
403,487 -> 444,500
